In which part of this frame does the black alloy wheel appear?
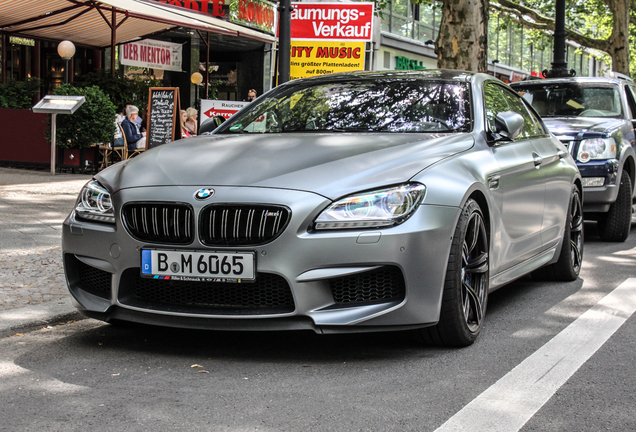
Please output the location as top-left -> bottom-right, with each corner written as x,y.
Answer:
419,199 -> 489,347
568,188 -> 584,275
461,208 -> 489,333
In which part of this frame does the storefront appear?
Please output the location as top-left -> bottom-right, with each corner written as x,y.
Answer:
374,28 -> 437,72
0,0 -> 276,107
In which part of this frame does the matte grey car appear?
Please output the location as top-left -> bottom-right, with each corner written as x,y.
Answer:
63,70 -> 582,346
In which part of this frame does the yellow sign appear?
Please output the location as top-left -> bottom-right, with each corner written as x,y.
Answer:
290,41 -> 365,80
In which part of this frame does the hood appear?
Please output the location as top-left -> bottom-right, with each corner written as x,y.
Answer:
97,133 -> 474,199
543,117 -> 624,137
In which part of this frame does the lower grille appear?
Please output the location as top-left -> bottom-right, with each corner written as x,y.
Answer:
329,266 -> 406,305
76,260 -> 112,299
119,269 -> 295,315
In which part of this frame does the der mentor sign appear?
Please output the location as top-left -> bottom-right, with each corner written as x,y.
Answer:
120,39 -> 183,72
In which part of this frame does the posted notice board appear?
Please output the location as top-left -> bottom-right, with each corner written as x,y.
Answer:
147,87 -> 180,149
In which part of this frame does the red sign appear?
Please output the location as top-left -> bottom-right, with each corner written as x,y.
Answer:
290,3 -> 374,41
153,0 -> 226,17
204,108 -> 237,119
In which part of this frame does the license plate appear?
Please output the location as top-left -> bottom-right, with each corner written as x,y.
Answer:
141,249 -> 255,282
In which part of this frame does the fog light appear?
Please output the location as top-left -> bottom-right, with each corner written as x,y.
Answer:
582,177 -> 605,187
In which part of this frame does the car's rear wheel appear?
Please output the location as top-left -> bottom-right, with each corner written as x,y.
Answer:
419,199 -> 489,347
598,173 -> 632,242
532,184 -> 583,281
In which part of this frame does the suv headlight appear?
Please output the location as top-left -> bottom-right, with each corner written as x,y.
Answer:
314,183 -> 426,230
577,138 -> 616,163
75,180 -> 115,223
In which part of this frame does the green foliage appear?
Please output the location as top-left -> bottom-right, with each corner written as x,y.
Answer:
49,85 -> 117,149
0,78 -> 42,109
72,70 -> 162,114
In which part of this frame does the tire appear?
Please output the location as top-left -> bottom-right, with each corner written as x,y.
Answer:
419,199 -> 489,347
532,184 -> 583,281
597,173 -> 632,242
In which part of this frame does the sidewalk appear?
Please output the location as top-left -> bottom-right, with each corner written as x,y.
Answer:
0,167 -> 92,335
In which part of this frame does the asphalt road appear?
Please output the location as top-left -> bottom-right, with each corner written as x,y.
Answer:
1,222 -> 635,432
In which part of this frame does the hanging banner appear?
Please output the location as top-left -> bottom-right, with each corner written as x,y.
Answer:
120,39 -> 183,72
290,41 -> 366,80
290,2 -> 374,41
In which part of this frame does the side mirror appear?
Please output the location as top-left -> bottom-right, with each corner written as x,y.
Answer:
493,111 -> 525,141
199,115 -> 226,135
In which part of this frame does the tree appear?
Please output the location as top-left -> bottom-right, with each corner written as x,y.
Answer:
434,0 -> 490,72
491,0 -> 631,75
50,85 -> 117,149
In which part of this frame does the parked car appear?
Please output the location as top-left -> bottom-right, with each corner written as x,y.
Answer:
511,76 -> 636,242
63,70 -> 582,347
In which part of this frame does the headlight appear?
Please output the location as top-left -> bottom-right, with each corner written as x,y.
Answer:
75,180 -> 115,223
314,183 -> 426,230
577,138 -> 616,163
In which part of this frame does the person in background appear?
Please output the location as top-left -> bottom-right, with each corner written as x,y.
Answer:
185,107 -> 198,136
112,104 -> 129,147
180,110 -> 192,138
247,89 -> 257,102
121,105 -> 146,151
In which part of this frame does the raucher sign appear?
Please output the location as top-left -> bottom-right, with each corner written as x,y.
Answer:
120,39 -> 183,72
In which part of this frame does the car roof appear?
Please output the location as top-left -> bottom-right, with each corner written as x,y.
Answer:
511,76 -> 626,86
281,69 -> 494,86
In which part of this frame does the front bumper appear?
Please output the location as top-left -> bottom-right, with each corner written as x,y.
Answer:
577,159 -> 620,212
62,185 -> 459,333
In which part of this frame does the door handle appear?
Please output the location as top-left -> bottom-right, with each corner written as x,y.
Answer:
532,152 -> 543,168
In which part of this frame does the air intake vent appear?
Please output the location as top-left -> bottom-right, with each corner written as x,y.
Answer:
122,203 -> 194,244
200,205 -> 290,246
118,269 -> 295,315
329,266 -> 406,305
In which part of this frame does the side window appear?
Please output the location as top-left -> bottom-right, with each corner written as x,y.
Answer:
624,85 -> 636,120
483,83 -> 541,139
521,99 -> 549,135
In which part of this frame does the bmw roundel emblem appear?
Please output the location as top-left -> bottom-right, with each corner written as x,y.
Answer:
194,188 -> 215,200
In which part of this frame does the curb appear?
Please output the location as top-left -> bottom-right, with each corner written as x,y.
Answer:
0,297 -> 83,338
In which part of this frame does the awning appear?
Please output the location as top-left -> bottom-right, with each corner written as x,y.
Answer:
0,0 -> 276,48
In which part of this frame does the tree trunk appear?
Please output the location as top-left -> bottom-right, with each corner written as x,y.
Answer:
436,0 -> 489,72
607,0 -> 629,75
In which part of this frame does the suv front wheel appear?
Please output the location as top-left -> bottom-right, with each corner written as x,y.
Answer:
597,173 -> 633,242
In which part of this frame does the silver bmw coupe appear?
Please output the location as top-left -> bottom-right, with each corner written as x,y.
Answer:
63,70 -> 582,346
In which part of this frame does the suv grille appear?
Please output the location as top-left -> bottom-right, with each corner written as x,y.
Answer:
329,266 -> 406,305
119,269 -> 295,315
122,203 -> 194,244
200,205 -> 290,246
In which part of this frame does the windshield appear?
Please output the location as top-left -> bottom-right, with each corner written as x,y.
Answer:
516,83 -> 623,118
217,79 -> 472,134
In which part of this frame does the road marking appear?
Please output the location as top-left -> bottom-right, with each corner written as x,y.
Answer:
435,278 -> 636,432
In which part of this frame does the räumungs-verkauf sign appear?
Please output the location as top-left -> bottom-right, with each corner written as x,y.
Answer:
288,2 -> 373,80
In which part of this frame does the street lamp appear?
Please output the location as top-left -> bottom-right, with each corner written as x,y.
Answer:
190,72 -> 203,85
57,40 -> 76,84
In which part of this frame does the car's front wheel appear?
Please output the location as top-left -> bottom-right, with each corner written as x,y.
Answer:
598,173 -> 632,242
419,199 -> 489,347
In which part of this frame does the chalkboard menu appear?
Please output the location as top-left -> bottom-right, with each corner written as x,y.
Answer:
147,87 -> 180,149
